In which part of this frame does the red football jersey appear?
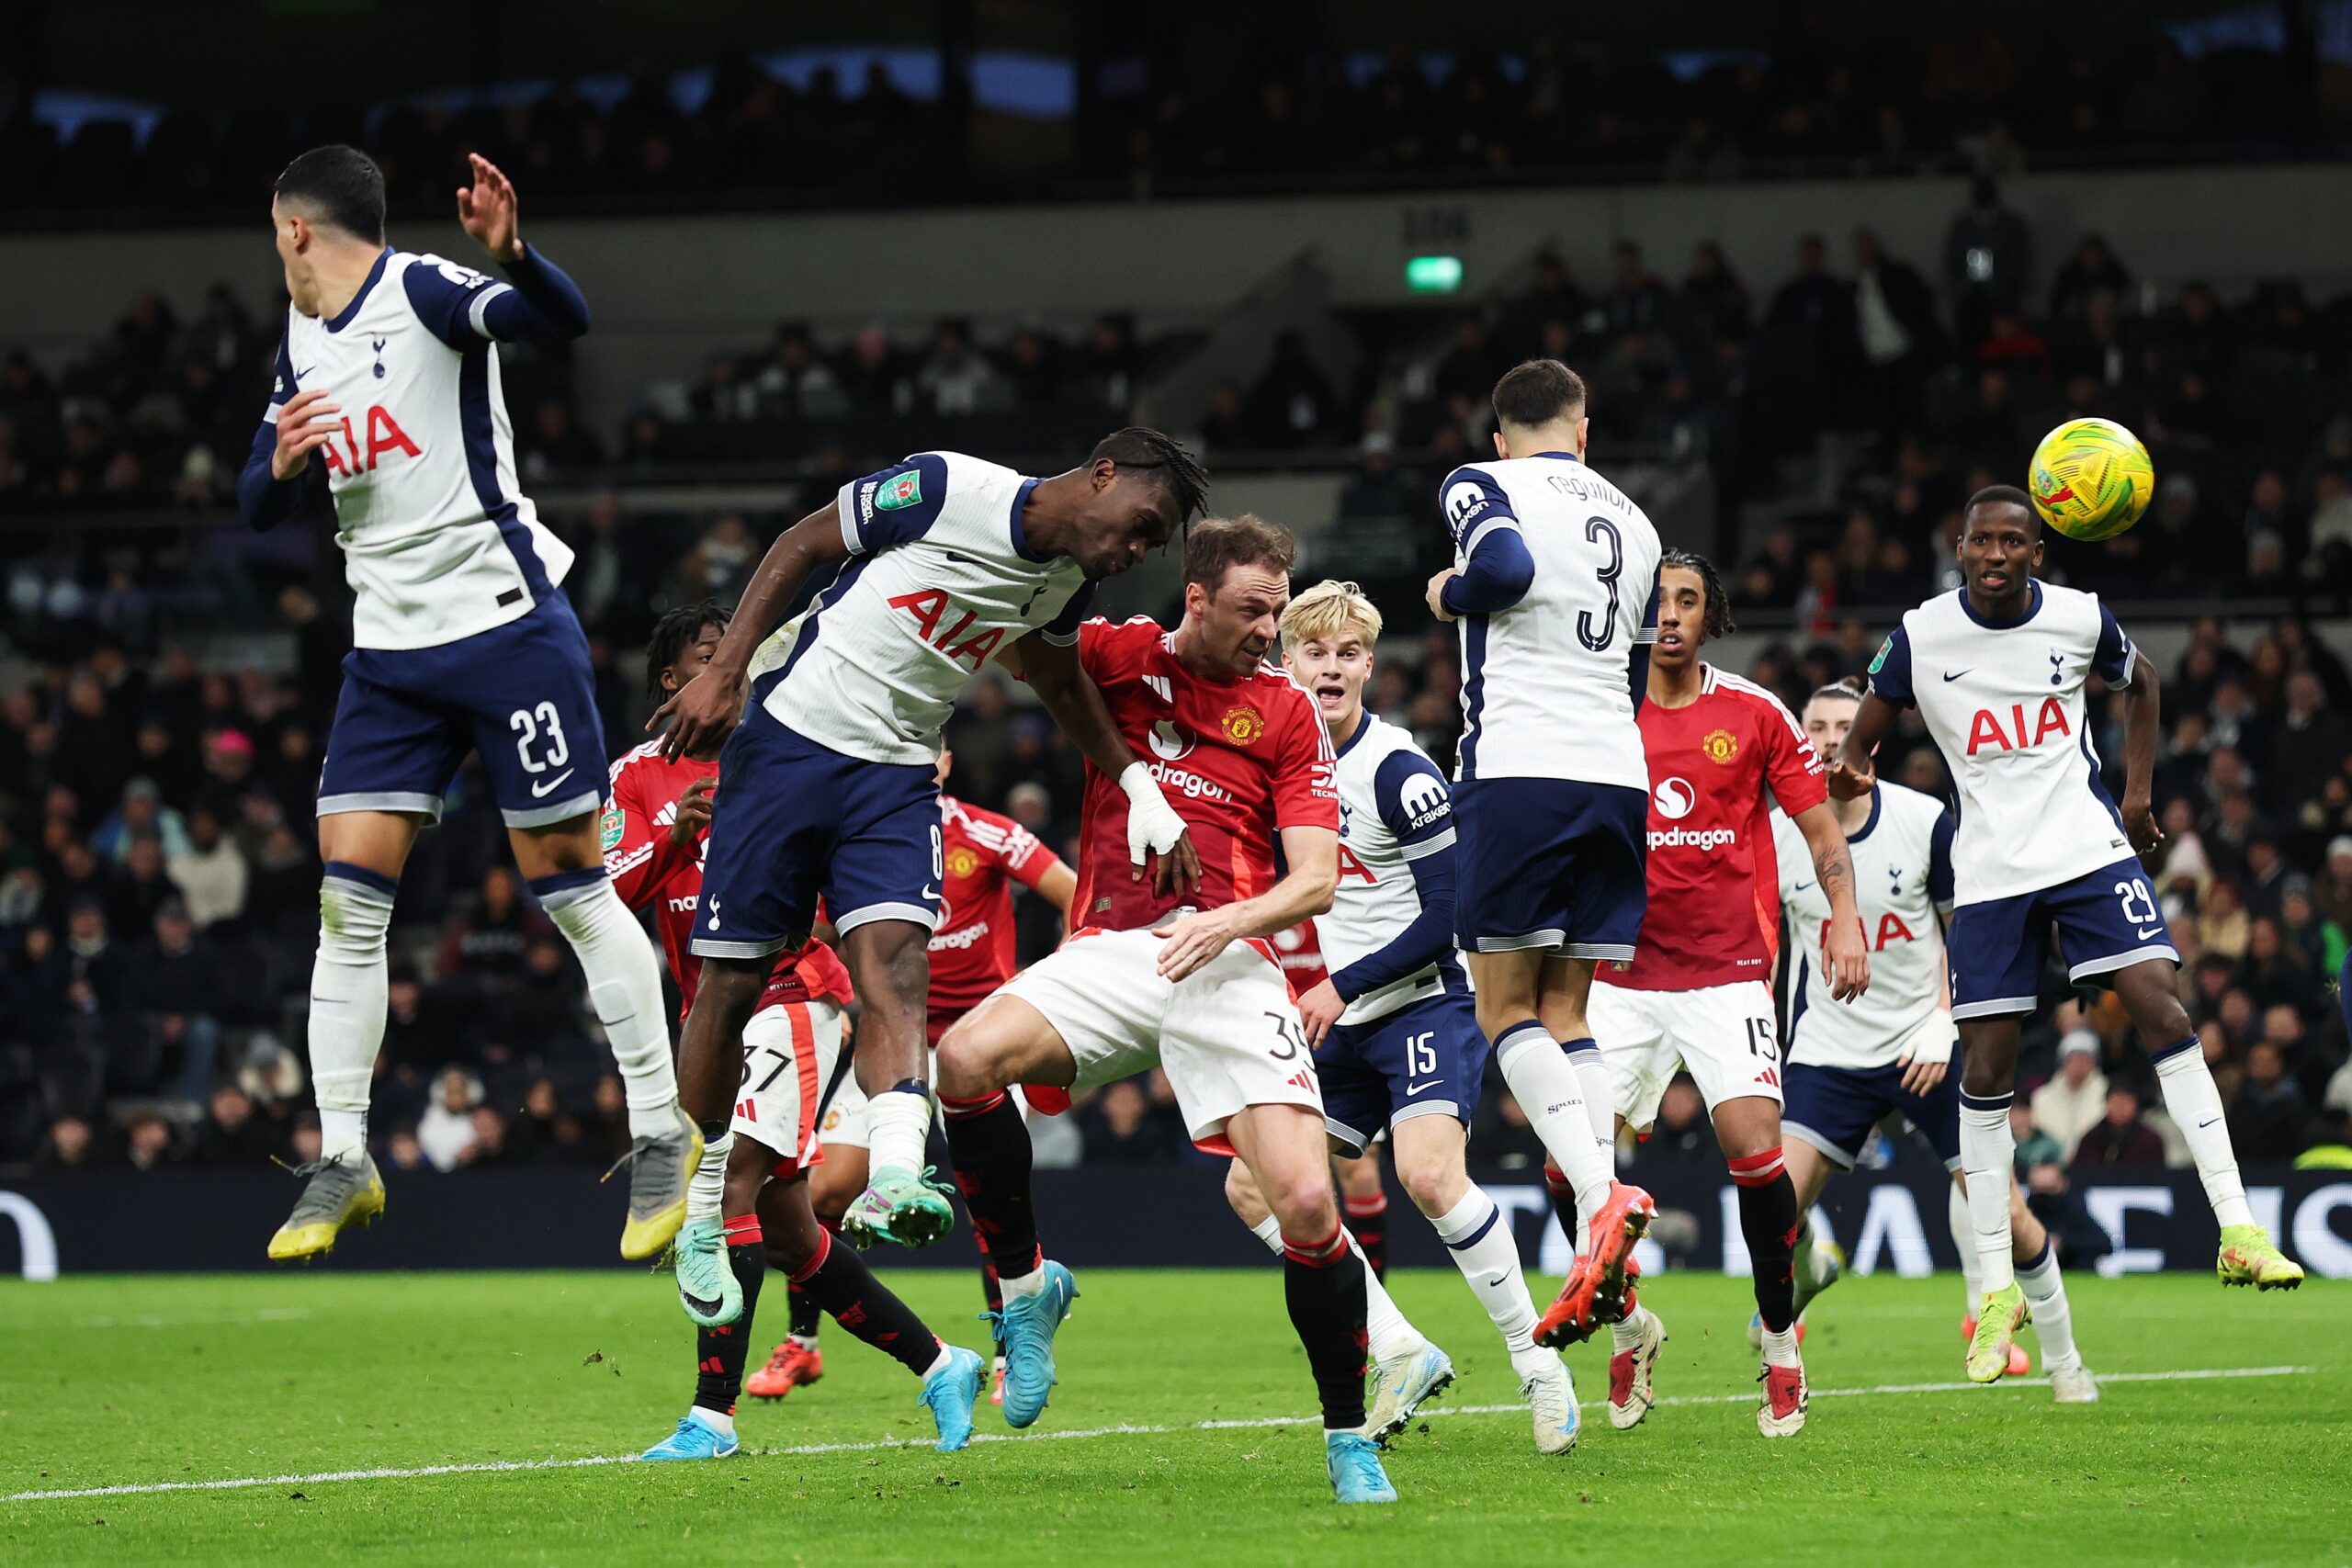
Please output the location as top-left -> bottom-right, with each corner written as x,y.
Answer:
602,739 -> 854,1020
1068,616 -> 1339,931
1608,665 -> 1826,991
928,795 -> 1064,1016
1268,920 -> 1330,991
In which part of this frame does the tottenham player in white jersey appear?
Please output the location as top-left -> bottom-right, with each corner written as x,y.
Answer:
1834,486 -> 2302,1379
1224,581 -> 1578,1454
650,432 -> 1205,1325
238,147 -> 691,1264
1423,359 -> 1661,1339
1775,682 -> 2097,1403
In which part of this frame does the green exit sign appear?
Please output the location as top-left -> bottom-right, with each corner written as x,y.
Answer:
1405,254 -> 1464,294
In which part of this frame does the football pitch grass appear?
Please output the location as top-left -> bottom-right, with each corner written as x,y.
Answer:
1,1268 -> 2343,1566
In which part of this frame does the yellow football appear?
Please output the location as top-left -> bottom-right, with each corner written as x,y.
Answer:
2028,417 -> 2154,541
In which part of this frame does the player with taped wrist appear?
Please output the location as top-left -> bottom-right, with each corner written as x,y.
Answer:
647,429 -> 1205,1325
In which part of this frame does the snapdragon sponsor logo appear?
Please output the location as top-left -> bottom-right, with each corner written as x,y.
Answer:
1148,760 -> 1234,803
1648,825 -> 1739,852
930,919 -> 992,953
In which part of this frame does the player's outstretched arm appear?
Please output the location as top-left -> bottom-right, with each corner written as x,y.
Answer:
1017,632 -> 1201,896
1791,801 -> 1871,1001
2117,649 -> 2164,861
453,153 -> 590,344
650,506 -> 850,760
1827,689 -> 1896,799
1155,825 -> 1338,983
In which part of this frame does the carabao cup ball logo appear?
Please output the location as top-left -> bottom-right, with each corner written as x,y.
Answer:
1653,776 -> 1696,819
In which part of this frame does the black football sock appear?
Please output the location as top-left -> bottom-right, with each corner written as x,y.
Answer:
792,1229 -> 944,1377
1343,1190 -> 1389,1281
694,1216 -> 768,1415
1283,1222 -> 1369,1431
978,1250 -> 1004,1316
1730,1147 -> 1801,1334
784,1215 -> 837,1342
941,1089 -> 1041,1283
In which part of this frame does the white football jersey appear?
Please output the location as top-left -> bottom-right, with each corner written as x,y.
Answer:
266,249 -> 574,650
1775,784 -> 1954,1070
1866,581 -> 2136,905
1323,715 -> 1462,1025
1438,453 -> 1661,788
747,452 -> 1093,765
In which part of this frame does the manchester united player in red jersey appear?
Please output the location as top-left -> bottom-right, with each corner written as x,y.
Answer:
607,603 -> 987,1461
935,517 -> 1398,1506
1539,552 -> 1870,1439
1267,923 -> 1393,1277
754,750 -> 1074,1402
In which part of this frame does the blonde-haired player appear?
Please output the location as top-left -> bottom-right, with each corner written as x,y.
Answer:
1227,579 -> 1579,1453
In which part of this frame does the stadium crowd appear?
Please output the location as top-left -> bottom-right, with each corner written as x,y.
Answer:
6,521 -> 2350,1179
1,22 -> 2322,222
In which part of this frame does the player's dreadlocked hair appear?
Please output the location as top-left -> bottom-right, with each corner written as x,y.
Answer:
1090,426 -> 1210,525
1659,547 -> 1735,639
646,600 -> 731,699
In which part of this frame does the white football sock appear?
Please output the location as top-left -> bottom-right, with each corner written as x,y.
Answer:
865,1084 -> 935,1176
1761,1325 -> 1802,1370
1561,1035 -> 1618,1153
688,1404 -> 734,1435
1611,1303 -> 1653,1352
535,871 -> 678,1141
999,1264 -> 1045,1300
1958,1094 -> 2017,1294
1950,1181 -> 1984,1311
310,865 -> 395,1162
1430,1188 -> 1539,1355
688,1131 -> 729,1223
917,1342 -> 953,1381
1495,1022 -> 1612,1229
2015,1236 -> 2080,1371
2152,1042 -> 2255,1229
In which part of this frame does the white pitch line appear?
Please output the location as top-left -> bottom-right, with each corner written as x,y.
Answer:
1,1364 -> 2314,1504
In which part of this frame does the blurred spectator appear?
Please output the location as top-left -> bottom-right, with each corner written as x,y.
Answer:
1079,1079 -> 1175,1166
2030,1031 -> 2109,1160
192,1082 -> 285,1168
2071,1085 -> 2167,1168
166,807 -> 247,928
419,1067 -> 486,1172
2009,1100 -> 2063,1171
1943,176 -> 2031,346
2228,1041 -> 2309,1164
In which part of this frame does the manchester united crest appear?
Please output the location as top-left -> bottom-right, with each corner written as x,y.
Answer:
945,846 -> 980,881
1702,728 -> 1739,764
1222,705 -> 1267,745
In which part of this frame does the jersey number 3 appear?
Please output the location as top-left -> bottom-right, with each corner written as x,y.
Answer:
1578,517 -> 1623,652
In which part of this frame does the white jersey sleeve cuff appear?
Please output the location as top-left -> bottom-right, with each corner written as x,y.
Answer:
468,282 -> 514,338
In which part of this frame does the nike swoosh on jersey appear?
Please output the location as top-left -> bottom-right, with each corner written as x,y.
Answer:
529,769 -> 577,798
1405,1079 -> 1444,1095
1792,879 -> 1815,891
2136,926 -> 2163,940
1941,670 -> 1972,682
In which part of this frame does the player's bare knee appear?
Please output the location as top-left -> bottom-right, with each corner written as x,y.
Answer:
507,816 -> 599,878
1264,1168 -> 1338,1237
1223,1159 -> 1267,1224
1394,1150 -> 1464,1216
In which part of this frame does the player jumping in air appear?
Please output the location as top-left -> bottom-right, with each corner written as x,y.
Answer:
1771,682 -> 2098,1402
1422,359 -> 1663,1348
937,517 -> 1399,1506
650,433 -> 1206,1327
1556,551 -> 1871,1438
752,750 -> 1074,1405
1834,486 -> 2302,1382
239,146 -> 693,1263
1226,580 -> 1579,1455
607,604 -> 986,1460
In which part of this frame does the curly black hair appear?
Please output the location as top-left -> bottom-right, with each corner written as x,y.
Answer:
1090,426 -> 1210,525
645,599 -> 731,699
1658,547 -> 1735,639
